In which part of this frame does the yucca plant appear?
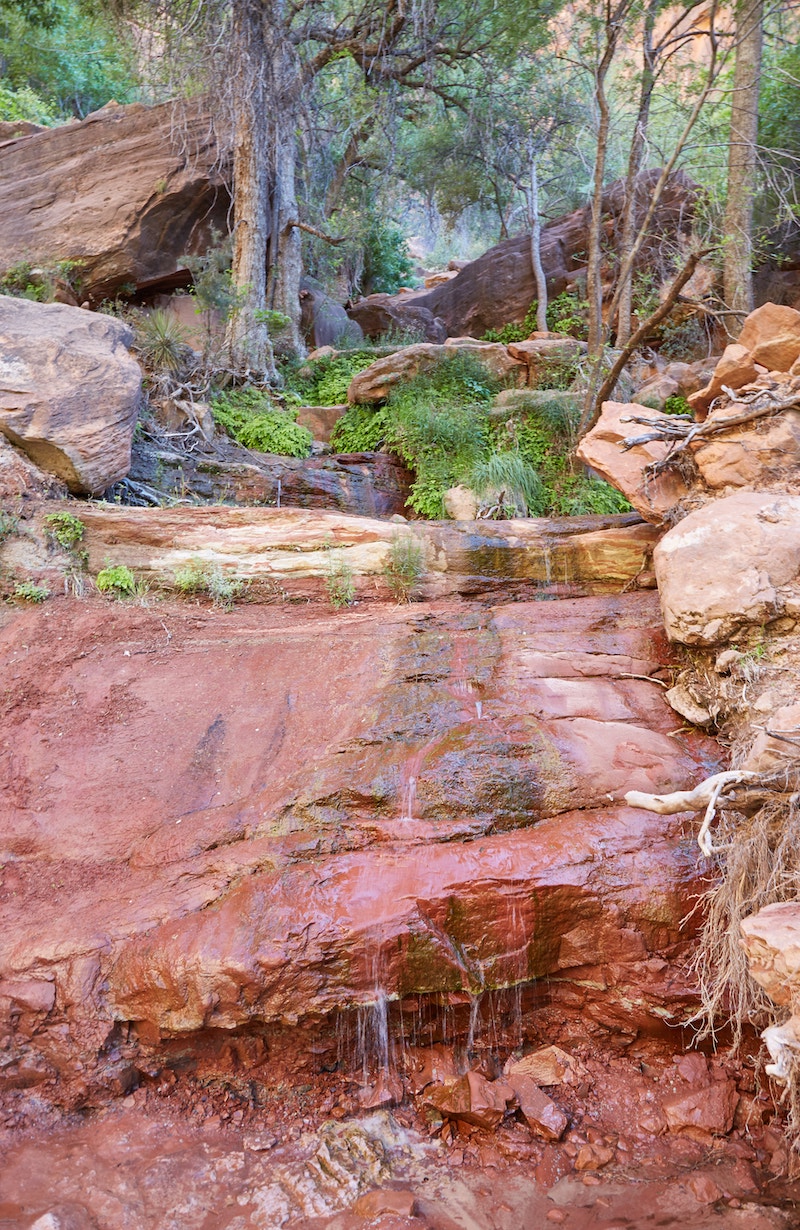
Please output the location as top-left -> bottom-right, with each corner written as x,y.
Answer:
133,309 -> 193,375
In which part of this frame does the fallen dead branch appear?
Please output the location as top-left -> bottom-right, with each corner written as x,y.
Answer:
625,769 -> 761,855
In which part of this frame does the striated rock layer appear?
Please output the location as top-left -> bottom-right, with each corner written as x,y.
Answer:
0,590 -> 718,1102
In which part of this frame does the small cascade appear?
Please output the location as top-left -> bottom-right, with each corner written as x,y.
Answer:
400,774 -> 416,821
356,990 -> 390,1084
542,542 -> 552,586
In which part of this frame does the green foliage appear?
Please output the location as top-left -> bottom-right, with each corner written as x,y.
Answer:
182,232 -> 246,322
656,314 -> 708,361
546,291 -> 588,339
330,404 -> 392,452
361,217 -> 415,295
0,0 -> 140,118
0,258 -> 83,302
530,359 -> 580,392
13,579 -> 49,602
284,352 -> 377,407
212,389 -> 312,457
325,548 -> 356,608
173,558 -> 245,610
547,474 -> 631,516
383,533 -> 426,602
0,83 -> 56,123
663,394 -> 692,416
96,564 -> 137,597
44,510 -> 85,549
132,309 -> 193,375
483,302 -> 538,344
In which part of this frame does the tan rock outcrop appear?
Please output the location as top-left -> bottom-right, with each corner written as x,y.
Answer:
687,343 -> 758,417
692,404 -> 800,490
0,436 -> 67,503
0,101 -> 229,301
575,401 -> 690,524
0,297 -> 141,494
741,903 -> 800,1086
654,492 -> 800,645
738,303 -> 800,372
347,342 -> 524,404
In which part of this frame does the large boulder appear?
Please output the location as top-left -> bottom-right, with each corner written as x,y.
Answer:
654,492 -> 800,645
347,341 -> 524,404
692,402 -> 800,491
575,401 -> 691,524
0,101 -> 229,302
346,292 -> 446,344
0,297 -> 142,494
738,303 -> 800,371
300,284 -> 363,349
407,170 -> 697,338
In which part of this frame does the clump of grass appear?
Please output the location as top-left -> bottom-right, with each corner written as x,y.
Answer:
96,564 -> 140,598
468,452 -> 546,518
212,388 -> 312,457
173,558 -> 246,610
325,548 -> 356,608
13,579 -> 49,602
383,533 -> 426,602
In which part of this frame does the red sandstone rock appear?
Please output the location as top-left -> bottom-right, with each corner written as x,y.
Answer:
505,1045 -> 587,1087
661,1080 -> 738,1136
575,401 -> 691,524
354,1189 -> 417,1218
426,1073 -> 513,1130
0,101 -> 229,301
505,1072 -> 567,1140
574,1142 -> 615,1170
740,902 -> 800,1009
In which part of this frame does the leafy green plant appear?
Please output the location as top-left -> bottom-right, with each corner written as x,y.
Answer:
212,388 -> 312,456
483,302 -> 539,344
96,564 -> 138,597
383,533 -> 426,602
325,548 -> 356,608
182,230 -> 245,323
663,394 -> 693,416
284,351 -> 377,407
173,558 -> 245,609
0,258 -> 83,303
44,511 -> 85,550
0,83 -> 56,124
361,217 -> 415,295
531,359 -> 580,392
132,309 -> 193,375
546,291 -> 589,340
13,579 -> 49,602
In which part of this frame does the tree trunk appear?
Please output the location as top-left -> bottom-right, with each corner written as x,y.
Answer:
224,0 -> 276,379
722,0 -> 763,317
264,1 -> 306,358
586,72 -> 611,356
528,152 -> 548,333
615,0 -> 657,347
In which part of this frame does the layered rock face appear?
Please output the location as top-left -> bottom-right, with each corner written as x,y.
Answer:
0,296 -> 141,494
0,590 -> 717,1099
0,101 -> 229,302
363,170 -> 697,339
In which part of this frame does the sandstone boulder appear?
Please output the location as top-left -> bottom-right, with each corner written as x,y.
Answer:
0,297 -> 141,494
347,342 -> 524,404
692,403 -> 800,491
687,343 -> 758,417
654,492 -> 800,645
575,401 -> 691,524
0,101 -> 229,302
346,292 -> 446,344
738,303 -> 800,371
443,484 -> 478,521
661,1080 -> 738,1137
0,436 -> 68,503
740,902 -> 800,1010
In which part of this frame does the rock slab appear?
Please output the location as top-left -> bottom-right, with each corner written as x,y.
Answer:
0,296 -> 141,494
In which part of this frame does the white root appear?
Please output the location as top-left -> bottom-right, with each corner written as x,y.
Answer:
624,770 -> 759,856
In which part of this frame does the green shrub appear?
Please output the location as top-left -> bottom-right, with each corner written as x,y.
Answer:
0,84 -> 56,125
0,511 -> 19,542
546,291 -> 589,340
663,394 -> 693,416
483,301 -> 538,344
0,259 -> 83,303
531,359 -> 581,392
284,352 -> 377,407
547,474 -> 631,516
173,558 -> 245,609
13,579 -> 49,602
44,511 -> 85,549
383,533 -> 426,602
212,389 -> 312,457
325,550 -> 356,608
361,218 -> 415,295
96,564 -> 138,597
